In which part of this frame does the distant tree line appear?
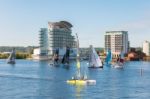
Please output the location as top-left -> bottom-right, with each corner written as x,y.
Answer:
0,52 -> 32,59
0,46 -> 36,53
79,47 -> 104,57
0,46 -> 37,59
0,53 -> 9,59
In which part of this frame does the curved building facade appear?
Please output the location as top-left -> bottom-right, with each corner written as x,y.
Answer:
33,21 -> 76,60
47,21 -> 76,57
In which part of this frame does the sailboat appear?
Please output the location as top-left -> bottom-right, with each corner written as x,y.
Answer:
105,49 -> 112,65
7,48 -> 16,64
113,51 -> 124,69
62,47 -> 70,66
67,33 -> 96,85
50,48 -> 59,66
88,45 -> 103,68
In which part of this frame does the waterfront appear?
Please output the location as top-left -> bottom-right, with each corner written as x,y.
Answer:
0,60 -> 150,99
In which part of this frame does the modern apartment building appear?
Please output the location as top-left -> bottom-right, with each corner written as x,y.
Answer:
47,21 -> 76,56
143,41 -> 150,56
33,21 -> 76,60
105,31 -> 129,57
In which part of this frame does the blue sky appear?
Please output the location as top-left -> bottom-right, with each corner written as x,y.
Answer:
0,0 -> 150,47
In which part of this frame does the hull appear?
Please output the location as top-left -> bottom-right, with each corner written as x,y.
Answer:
114,65 -> 123,69
113,63 -> 123,69
7,61 -> 15,64
67,80 -> 86,85
67,79 -> 96,85
49,61 -> 60,66
63,63 -> 69,66
88,66 -> 103,68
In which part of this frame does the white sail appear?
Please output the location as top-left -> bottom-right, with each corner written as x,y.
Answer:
89,45 -> 103,68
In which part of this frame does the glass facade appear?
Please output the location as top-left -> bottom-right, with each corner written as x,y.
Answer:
38,21 -> 76,58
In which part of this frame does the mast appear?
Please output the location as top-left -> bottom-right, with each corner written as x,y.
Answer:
76,33 -> 81,78
89,45 -> 93,66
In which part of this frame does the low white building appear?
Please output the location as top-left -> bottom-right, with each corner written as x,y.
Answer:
143,41 -> 150,56
32,48 -> 49,60
32,47 -> 77,60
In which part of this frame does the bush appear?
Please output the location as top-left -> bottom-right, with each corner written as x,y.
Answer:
0,52 -> 31,59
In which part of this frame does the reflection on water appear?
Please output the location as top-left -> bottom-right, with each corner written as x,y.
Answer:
0,60 -> 150,98
75,85 -> 85,99
0,72 -> 52,81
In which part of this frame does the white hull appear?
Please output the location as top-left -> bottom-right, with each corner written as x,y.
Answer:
7,61 -> 15,64
113,63 -> 123,69
86,80 -> 96,85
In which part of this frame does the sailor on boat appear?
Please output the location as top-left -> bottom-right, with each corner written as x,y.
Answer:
113,53 -> 124,69
53,48 -> 59,65
117,54 -> 124,63
50,48 -> 59,66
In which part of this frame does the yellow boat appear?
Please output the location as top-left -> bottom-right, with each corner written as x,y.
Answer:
67,33 -> 96,86
67,79 -> 86,85
67,79 -> 96,85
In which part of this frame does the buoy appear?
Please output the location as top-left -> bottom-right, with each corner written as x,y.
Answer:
140,68 -> 143,76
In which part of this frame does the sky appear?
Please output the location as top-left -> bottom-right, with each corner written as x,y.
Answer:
0,0 -> 150,47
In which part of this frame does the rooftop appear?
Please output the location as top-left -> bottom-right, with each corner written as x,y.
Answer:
48,21 -> 73,30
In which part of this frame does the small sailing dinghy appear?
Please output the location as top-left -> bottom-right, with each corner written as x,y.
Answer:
7,48 -> 16,64
50,48 -> 60,66
67,34 -> 96,85
113,63 -> 123,69
113,52 -> 124,69
88,45 -> 103,68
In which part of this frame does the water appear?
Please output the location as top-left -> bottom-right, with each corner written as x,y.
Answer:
0,60 -> 150,99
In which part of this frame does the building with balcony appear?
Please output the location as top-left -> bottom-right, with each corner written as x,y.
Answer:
105,31 -> 129,57
47,21 -> 76,58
